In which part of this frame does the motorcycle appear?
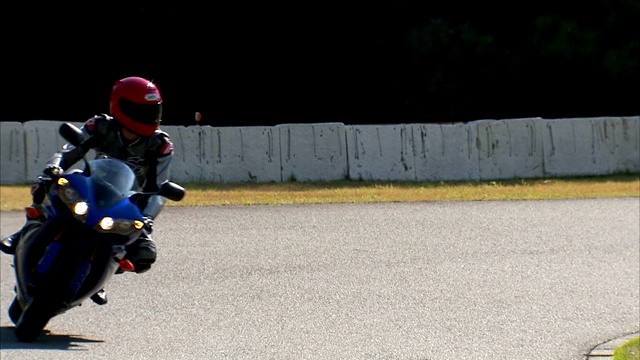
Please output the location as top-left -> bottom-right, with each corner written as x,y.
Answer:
6,122 -> 185,342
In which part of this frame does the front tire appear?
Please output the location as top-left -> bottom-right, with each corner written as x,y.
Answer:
8,297 -> 23,325
15,297 -> 53,342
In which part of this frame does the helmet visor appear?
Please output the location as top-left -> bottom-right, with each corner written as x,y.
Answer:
119,98 -> 162,125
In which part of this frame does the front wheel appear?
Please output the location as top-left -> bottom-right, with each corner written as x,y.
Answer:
8,297 -> 23,325
14,298 -> 53,342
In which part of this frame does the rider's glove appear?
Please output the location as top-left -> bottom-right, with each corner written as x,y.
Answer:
31,180 -> 48,204
143,216 -> 154,234
43,164 -> 63,177
33,165 -> 61,204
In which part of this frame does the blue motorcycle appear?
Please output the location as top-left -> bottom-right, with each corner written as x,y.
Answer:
8,122 -> 185,342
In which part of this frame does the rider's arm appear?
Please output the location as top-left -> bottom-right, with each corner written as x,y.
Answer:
142,132 -> 174,219
47,115 -> 108,171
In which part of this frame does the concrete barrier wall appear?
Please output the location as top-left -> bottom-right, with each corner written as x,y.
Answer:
473,118 -> 545,180
347,125 -> 415,181
278,123 -> 348,182
163,125 -> 281,183
0,122 -> 25,184
1,117 -> 638,185
412,122 -> 480,181
22,121 -> 87,181
542,117 -> 640,177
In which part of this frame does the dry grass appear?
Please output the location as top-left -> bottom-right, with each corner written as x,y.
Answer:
180,175 -> 639,206
2,174 -> 637,211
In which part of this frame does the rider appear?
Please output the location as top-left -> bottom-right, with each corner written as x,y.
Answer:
0,76 -> 174,305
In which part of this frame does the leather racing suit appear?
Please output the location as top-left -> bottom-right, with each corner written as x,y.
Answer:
44,114 -> 174,272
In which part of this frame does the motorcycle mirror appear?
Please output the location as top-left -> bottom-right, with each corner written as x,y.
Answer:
59,122 -> 91,176
59,123 -> 85,147
158,181 -> 186,202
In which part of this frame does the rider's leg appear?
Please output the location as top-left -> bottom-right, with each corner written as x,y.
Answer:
0,206 -> 45,255
126,231 -> 157,273
0,182 -> 48,255
90,231 -> 157,305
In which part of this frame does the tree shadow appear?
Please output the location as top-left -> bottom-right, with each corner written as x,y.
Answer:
0,326 -> 104,350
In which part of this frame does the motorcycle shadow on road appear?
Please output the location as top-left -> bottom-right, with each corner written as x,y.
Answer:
0,326 -> 104,350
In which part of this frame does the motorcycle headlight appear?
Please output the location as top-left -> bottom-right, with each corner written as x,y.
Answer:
97,217 -> 144,235
99,217 -> 115,230
73,201 -> 88,215
60,184 -> 79,203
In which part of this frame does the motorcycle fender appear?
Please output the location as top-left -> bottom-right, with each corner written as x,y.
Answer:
34,242 -> 62,275
69,260 -> 92,296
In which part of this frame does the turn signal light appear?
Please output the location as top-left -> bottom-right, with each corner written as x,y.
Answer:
133,220 -> 144,230
118,259 -> 136,272
25,206 -> 41,219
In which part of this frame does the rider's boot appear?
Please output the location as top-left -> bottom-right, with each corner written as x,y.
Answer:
3,185 -> 50,255
90,289 -> 108,305
0,213 -> 44,255
0,229 -> 23,255
126,235 -> 156,274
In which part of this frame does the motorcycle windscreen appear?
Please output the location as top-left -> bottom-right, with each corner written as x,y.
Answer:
86,159 -> 137,209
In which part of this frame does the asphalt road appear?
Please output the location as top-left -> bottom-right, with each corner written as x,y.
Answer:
0,198 -> 638,360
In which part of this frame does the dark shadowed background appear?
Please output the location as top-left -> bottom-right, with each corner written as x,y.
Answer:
2,1 -> 638,127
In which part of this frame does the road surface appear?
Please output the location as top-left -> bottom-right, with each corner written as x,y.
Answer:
1,198 -> 638,359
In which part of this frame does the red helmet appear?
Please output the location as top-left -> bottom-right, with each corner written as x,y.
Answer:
109,77 -> 163,136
